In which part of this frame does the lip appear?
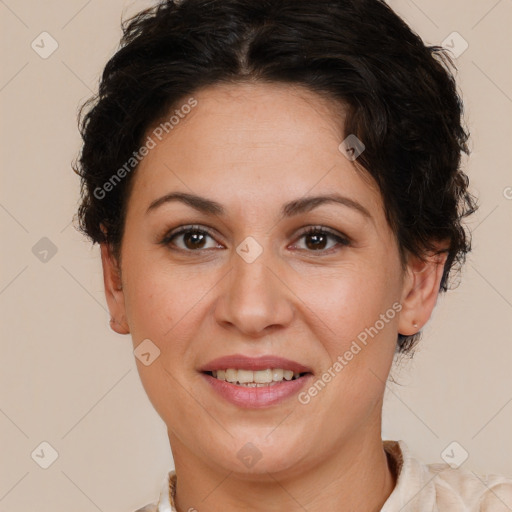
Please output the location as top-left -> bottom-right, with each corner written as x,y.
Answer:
200,372 -> 314,408
198,354 -> 313,373
198,354 -> 314,409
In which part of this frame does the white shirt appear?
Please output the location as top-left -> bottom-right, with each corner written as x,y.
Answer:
134,440 -> 512,511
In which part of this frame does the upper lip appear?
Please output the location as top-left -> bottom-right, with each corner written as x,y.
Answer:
199,354 -> 313,373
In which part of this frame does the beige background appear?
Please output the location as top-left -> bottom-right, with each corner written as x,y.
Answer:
1,0 -> 511,510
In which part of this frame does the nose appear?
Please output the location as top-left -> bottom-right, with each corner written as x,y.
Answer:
214,241 -> 294,337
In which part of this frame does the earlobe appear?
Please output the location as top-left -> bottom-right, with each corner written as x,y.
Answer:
397,249 -> 448,336
100,242 -> 130,335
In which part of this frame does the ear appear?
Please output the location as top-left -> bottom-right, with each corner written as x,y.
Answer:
100,240 -> 130,335
397,246 -> 449,336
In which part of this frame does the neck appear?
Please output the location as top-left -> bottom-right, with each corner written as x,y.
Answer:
170,429 -> 397,512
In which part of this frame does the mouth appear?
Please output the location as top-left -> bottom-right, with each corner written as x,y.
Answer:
198,354 -> 314,408
202,368 -> 312,387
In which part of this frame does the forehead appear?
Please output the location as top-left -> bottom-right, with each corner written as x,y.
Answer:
128,81 -> 383,220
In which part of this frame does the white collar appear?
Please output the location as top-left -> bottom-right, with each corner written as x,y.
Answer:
156,469 -> 174,512
154,439 -> 512,511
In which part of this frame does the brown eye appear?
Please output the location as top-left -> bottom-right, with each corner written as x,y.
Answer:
294,227 -> 350,253
162,226 -> 221,251
305,231 -> 328,250
182,230 -> 208,250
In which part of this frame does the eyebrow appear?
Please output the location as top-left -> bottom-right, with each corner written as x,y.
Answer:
146,191 -> 372,221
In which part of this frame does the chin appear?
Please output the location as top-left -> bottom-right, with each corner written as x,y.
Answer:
206,433 -> 310,478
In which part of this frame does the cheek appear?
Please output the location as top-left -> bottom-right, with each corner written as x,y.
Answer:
122,251 -> 185,330
122,260 -> 218,356
291,259 -> 400,414
292,259 -> 399,344
122,266 -> 207,418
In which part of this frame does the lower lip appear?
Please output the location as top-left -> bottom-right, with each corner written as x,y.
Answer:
201,372 -> 313,409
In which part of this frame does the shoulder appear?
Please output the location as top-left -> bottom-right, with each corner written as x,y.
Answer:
426,460 -> 512,511
131,469 -> 176,512
383,440 -> 512,511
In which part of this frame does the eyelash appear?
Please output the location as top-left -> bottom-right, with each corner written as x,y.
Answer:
160,224 -> 351,255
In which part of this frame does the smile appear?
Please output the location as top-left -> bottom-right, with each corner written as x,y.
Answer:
199,354 -> 314,407
205,368 -> 307,387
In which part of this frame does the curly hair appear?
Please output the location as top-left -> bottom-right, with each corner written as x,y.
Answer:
74,0 -> 477,354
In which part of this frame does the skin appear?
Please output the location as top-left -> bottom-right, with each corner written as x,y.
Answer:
101,81 -> 447,511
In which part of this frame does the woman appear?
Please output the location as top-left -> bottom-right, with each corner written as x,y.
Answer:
74,0 -> 512,510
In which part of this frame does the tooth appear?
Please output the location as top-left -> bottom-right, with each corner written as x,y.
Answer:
237,369 -> 254,383
283,370 -> 293,381
272,368 -> 284,381
254,369 -> 273,383
217,368 -> 301,383
225,369 -> 238,383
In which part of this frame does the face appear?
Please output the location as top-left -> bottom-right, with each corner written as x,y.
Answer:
101,81 -> 444,477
